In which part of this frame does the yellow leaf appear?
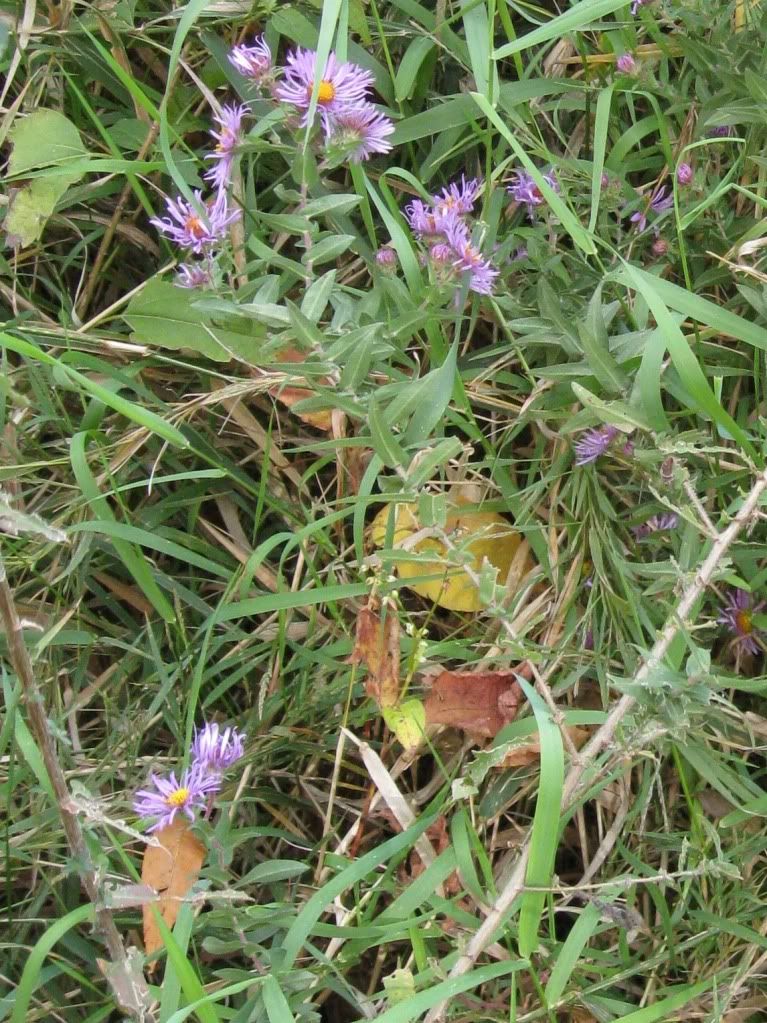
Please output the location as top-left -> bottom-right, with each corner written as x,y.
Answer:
382,698 -> 425,752
370,502 -> 528,612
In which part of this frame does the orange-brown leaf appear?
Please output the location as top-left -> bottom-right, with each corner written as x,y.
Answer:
269,347 -> 332,431
141,817 -> 205,963
424,669 -> 522,739
348,597 -> 400,707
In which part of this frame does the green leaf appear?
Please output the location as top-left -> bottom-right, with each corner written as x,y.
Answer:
8,109 -> 86,174
517,678 -> 564,957
5,172 -> 80,247
571,383 -> 654,432
304,234 -> 356,266
494,0 -> 631,58
123,280 -> 265,363
471,93 -> 596,256
578,284 -> 628,394
544,901 -> 602,1004
620,261 -> 758,459
404,341 -> 458,444
395,37 -> 436,101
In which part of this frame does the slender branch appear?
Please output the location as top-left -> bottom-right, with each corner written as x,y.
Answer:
0,552 -> 154,1021
424,463 -> 767,1023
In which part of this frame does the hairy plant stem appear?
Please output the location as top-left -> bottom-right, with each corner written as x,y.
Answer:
0,552 -> 154,1021
424,462 -> 767,1023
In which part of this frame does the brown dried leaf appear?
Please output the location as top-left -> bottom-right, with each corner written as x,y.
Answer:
500,725 -> 590,767
424,669 -> 522,739
348,596 -> 400,707
141,817 -> 205,963
269,348 -> 332,431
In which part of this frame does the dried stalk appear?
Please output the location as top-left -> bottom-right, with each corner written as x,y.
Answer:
0,552 -> 154,1021
424,463 -> 767,1023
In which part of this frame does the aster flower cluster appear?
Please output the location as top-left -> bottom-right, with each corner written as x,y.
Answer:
403,176 -> 498,295
275,48 -> 393,163
133,722 -> 245,832
150,38 -> 394,286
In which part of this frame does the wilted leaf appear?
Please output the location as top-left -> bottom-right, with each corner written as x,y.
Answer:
424,669 -> 523,739
348,595 -> 400,706
141,817 -> 205,963
370,502 -> 530,612
5,174 -> 79,248
500,725 -> 589,767
382,698 -> 425,752
269,347 -> 332,431
96,949 -> 153,1018
383,967 -> 415,1006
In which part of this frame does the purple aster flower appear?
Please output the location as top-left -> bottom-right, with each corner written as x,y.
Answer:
323,101 -> 394,162
229,36 -> 272,83
275,48 -> 374,127
651,186 -> 673,213
176,263 -> 212,288
150,190 -> 239,253
708,125 -> 733,138
631,0 -> 655,13
508,169 -> 559,219
573,425 -> 619,465
191,721 -> 246,775
616,53 -> 637,74
718,589 -> 764,657
630,185 -> 673,232
205,103 -> 247,192
404,199 -> 460,241
676,162 -> 693,186
433,176 -> 482,217
445,220 -> 498,295
133,764 -> 220,832
429,242 -> 455,265
632,512 -> 679,539
375,245 -> 397,270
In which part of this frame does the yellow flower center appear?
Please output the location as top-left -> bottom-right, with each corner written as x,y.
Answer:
166,787 -> 190,808
314,79 -> 336,104
185,215 -> 205,239
736,609 -> 753,635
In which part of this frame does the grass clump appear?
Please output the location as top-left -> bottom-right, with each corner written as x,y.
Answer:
4,0 -> 767,1021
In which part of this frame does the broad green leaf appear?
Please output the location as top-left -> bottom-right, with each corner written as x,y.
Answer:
123,280 -> 265,363
8,109 -> 86,174
571,383 -> 654,432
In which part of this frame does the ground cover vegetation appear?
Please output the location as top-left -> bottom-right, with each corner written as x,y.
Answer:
4,0 -> 767,1019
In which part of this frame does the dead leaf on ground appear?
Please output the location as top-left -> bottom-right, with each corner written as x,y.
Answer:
369,502 -> 532,612
500,725 -> 590,767
141,817 -> 205,965
348,595 -> 400,707
424,669 -> 523,739
268,347 -> 332,431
